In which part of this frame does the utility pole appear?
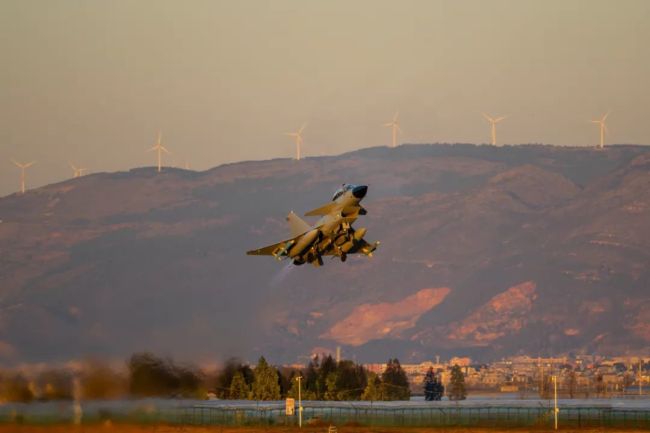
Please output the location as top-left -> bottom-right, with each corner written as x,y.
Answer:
296,375 -> 303,428
640,360 -> 643,396
539,358 -> 544,398
553,375 -> 559,430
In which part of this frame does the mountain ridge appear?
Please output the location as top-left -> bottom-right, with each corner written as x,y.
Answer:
0,143 -> 649,365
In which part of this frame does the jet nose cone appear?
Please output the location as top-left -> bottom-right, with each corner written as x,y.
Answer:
352,185 -> 368,199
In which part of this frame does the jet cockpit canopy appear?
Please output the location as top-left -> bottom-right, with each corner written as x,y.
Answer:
332,184 -> 356,201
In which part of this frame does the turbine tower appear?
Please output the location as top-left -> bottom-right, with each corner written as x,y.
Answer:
591,112 -> 610,149
383,112 -> 401,148
148,131 -> 170,172
69,162 -> 88,178
482,113 -> 507,146
11,159 -> 36,194
285,124 -> 306,160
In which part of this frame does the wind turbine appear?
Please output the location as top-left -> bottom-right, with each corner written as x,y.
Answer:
69,162 -> 87,178
147,131 -> 170,172
11,159 -> 36,194
482,113 -> 507,146
591,112 -> 610,149
285,124 -> 306,160
383,112 -> 402,148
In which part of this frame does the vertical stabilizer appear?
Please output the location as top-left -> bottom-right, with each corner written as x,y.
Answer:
287,211 -> 312,238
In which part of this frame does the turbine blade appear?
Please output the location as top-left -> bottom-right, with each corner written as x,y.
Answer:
393,112 -> 399,121
482,113 -> 493,122
495,116 -> 507,123
160,145 -> 171,154
383,122 -> 393,127
602,111 -> 611,121
11,159 -> 21,168
299,123 -> 307,133
25,161 -> 36,168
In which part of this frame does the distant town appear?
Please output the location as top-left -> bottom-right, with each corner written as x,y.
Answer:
365,355 -> 649,397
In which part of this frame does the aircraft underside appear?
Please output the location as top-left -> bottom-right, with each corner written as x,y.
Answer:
285,226 -> 379,267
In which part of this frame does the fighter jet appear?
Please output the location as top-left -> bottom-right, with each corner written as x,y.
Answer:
246,184 -> 379,267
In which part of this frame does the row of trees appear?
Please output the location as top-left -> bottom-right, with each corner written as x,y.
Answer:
0,359 -> 125,403
361,359 -> 411,401
0,353 -> 413,402
213,356 -> 411,401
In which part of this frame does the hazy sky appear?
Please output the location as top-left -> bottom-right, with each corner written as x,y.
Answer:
1,0 -> 649,196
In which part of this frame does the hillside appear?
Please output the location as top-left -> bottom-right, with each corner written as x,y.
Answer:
0,144 -> 649,365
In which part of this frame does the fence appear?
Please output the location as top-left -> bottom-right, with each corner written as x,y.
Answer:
2,401 -> 650,428
177,404 -> 650,429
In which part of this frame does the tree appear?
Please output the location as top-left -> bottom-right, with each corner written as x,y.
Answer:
128,353 -> 176,397
251,357 -> 280,400
361,372 -> 383,401
213,358 -> 253,399
303,357 -> 320,400
0,374 -> 34,403
80,359 -> 126,400
175,365 -> 205,398
127,352 -> 203,398
38,369 -> 73,400
424,367 -> 444,401
229,371 -> 249,399
381,359 -> 410,400
595,374 -> 606,397
277,367 -> 295,398
317,355 -> 337,399
566,369 -> 577,399
623,372 -> 635,391
325,372 -> 338,401
334,360 -> 367,400
286,373 -> 301,399
448,364 -> 467,401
